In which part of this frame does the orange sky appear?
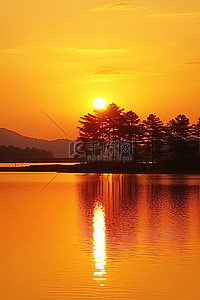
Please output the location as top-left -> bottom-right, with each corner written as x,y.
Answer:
0,0 -> 200,140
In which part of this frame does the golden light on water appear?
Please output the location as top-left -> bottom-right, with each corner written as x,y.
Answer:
93,202 -> 106,286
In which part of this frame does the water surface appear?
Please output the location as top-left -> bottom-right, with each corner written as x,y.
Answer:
0,173 -> 200,300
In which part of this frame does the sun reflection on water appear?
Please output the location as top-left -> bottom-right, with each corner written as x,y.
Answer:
93,202 -> 106,286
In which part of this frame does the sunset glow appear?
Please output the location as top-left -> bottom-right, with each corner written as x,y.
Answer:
1,1 -> 200,298
93,98 -> 107,110
0,0 -> 200,140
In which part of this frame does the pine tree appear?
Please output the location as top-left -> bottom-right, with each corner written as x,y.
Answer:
143,114 -> 164,163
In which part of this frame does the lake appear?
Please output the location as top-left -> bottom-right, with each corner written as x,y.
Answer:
0,173 -> 200,300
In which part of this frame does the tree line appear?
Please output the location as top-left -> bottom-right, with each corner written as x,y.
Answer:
77,103 -> 200,163
0,145 -> 53,161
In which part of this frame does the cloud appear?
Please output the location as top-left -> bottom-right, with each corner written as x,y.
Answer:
148,11 -> 200,18
0,46 -> 125,56
91,68 -> 121,75
0,48 -> 21,54
68,48 -> 125,54
92,1 -> 142,11
187,61 -> 200,65
74,67 -> 167,84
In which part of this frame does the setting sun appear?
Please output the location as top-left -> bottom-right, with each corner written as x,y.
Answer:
93,98 -> 107,110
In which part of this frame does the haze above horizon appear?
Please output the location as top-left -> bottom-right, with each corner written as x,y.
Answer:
0,0 -> 200,140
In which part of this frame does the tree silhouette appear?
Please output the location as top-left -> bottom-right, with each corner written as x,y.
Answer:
143,114 -> 164,163
167,114 -> 198,163
167,114 -> 190,139
191,117 -> 200,140
77,113 -> 102,142
191,117 -> 200,156
104,103 -> 124,142
0,146 -> 52,160
77,104 -> 200,165
121,111 -> 142,161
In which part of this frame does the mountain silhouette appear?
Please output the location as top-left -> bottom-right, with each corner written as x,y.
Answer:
0,128 -> 71,158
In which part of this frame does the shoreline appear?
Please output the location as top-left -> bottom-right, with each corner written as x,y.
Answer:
0,163 -> 200,174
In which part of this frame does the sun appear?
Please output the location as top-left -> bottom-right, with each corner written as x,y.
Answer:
93,98 -> 107,110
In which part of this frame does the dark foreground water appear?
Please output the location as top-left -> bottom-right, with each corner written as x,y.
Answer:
0,173 -> 200,300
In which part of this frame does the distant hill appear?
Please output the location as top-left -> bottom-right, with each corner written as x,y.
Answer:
0,128 -> 71,158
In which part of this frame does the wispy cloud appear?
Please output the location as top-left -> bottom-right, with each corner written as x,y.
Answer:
187,61 -> 200,65
0,48 -> 21,54
0,46 -> 125,56
91,68 -> 121,76
65,48 -> 125,54
75,67 -> 166,84
148,11 -> 200,18
92,1 -> 142,11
